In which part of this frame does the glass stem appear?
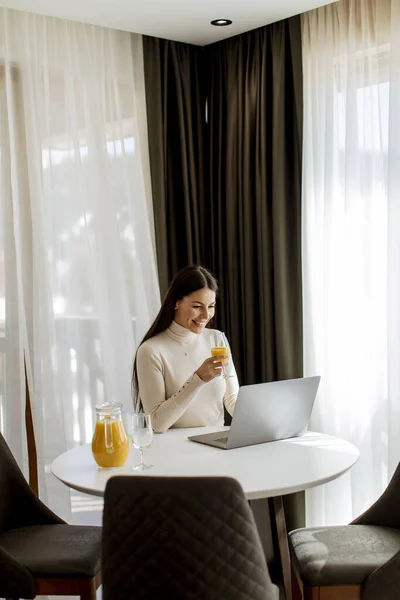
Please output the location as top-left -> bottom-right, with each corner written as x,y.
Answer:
140,448 -> 144,467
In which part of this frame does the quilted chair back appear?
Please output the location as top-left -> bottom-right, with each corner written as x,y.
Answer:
102,475 -> 279,600
352,461 -> 400,529
353,462 -> 400,599
0,432 -> 63,533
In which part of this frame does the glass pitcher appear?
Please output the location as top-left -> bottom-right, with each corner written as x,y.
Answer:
91,402 -> 129,468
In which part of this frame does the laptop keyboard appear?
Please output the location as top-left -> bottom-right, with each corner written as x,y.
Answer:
215,436 -> 228,444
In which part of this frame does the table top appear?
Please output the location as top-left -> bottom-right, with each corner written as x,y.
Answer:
51,427 -> 359,500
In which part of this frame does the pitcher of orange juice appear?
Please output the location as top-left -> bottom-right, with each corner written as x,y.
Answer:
91,402 -> 129,468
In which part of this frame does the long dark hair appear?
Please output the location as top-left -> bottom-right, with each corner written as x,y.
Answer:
132,265 -> 218,408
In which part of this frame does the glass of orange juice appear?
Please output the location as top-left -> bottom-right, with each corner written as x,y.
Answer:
210,331 -> 233,378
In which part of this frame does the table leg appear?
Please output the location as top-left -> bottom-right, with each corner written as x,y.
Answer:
271,495 -> 292,600
250,496 -> 293,599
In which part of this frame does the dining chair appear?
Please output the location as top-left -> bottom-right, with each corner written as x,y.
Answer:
0,431 -> 102,600
289,462 -> 400,600
102,475 -> 279,600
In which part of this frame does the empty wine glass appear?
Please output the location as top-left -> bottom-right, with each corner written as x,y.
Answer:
131,413 -> 153,471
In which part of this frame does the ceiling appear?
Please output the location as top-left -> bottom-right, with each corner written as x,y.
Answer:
0,0 -> 337,45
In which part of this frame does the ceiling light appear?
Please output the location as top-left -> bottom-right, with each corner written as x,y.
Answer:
211,19 -> 232,27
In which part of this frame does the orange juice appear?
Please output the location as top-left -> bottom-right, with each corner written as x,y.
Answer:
211,346 -> 229,366
91,420 -> 129,468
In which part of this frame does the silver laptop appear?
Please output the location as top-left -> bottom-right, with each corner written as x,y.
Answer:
188,376 -> 321,450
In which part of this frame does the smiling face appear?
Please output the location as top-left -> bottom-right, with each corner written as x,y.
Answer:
174,287 -> 216,334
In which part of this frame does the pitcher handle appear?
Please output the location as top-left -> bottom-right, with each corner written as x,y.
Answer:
105,417 -> 113,452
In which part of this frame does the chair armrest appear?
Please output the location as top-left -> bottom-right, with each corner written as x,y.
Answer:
0,543 -> 36,599
29,491 -> 66,525
352,463 -> 400,529
363,548 -> 400,600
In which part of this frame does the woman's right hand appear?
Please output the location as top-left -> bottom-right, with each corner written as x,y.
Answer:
196,356 -> 224,382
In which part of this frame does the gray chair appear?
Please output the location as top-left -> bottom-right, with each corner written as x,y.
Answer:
102,475 -> 279,600
289,462 -> 400,600
0,432 -> 102,600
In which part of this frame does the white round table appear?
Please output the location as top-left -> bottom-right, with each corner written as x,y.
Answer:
51,427 -> 359,500
52,427 -> 358,600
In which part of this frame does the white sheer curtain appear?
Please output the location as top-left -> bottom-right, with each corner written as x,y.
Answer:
0,8 -> 160,518
302,0 -> 400,526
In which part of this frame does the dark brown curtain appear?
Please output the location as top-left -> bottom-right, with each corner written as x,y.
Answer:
206,17 -> 303,386
142,36 -> 208,296
142,17 -> 303,386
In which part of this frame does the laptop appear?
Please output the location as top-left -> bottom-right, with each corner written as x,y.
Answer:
188,375 -> 321,450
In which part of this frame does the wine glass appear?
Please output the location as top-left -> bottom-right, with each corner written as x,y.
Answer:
210,331 -> 235,378
131,413 -> 153,471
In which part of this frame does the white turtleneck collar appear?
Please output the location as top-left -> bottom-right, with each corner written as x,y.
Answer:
166,320 -> 199,345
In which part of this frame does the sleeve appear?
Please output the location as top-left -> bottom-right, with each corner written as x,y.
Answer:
222,336 -> 240,416
136,342 -> 207,433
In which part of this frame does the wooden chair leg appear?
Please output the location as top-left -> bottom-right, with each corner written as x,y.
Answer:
36,572 -> 101,600
79,576 -> 98,600
292,566 -> 303,600
304,587 -> 320,600
319,585 -> 362,599
301,584 -> 362,600
271,495 -> 292,600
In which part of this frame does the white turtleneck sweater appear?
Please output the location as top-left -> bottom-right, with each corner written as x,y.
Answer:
136,320 -> 239,433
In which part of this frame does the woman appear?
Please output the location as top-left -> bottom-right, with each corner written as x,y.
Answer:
132,265 -> 239,433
